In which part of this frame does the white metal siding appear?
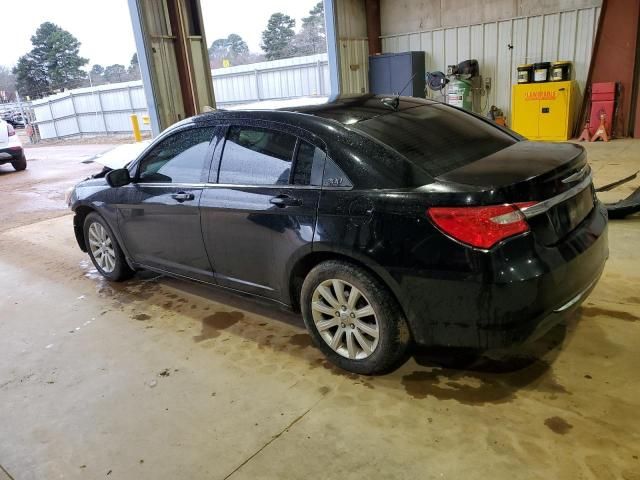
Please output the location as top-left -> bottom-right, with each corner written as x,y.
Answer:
32,54 -> 332,139
381,6 -> 601,122
211,54 -> 330,105
32,81 -> 151,139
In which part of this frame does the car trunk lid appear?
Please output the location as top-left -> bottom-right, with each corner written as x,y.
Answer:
436,141 -> 595,245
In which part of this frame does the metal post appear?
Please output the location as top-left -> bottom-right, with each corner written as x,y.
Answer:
324,0 -> 342,99
253,69 -> 261,101
130,114 -> 142,142
96,91 -> 108,134
69,92 -> 81,137
316,59 -> 323,96
47,100 -> 59,138
15,92 -> 27,122
128,0 -> 161,136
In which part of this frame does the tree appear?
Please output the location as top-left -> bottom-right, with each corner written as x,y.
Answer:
86,64 -> 106,86
208,34 -> 250,67
103,64 -> 127,83
128,53 -> 140,80
294,2 -> 327,56
0,66 -> 17,102
90,64 -> 104,76
226,34 -> 249,57
13,22 -> 88,98
13,55 -> 49,98
261,13 -> 296,61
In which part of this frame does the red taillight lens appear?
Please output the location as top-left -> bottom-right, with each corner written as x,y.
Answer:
7,124 -> 15,136
427,202 -> 537,249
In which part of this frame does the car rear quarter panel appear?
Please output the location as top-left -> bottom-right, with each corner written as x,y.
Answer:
315,189 -> 608,348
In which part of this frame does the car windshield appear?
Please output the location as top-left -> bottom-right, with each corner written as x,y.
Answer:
351,104 -> 516,177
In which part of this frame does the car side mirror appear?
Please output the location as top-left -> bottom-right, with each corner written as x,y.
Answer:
106,168 -> 132,188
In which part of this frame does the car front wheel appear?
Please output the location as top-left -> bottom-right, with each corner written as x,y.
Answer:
11,154 -> 27,171
83,212 -> 134,281
301,260 -> 411,375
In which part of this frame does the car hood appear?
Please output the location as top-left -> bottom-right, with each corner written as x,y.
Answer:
90,140 -> 152,170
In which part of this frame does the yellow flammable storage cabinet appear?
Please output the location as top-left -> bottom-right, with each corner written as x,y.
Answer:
511,80 -> 577,141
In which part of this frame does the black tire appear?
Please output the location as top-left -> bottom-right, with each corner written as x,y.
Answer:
83,212 -> 134,282
301,260 -> 411,375
11,154 -> 27,171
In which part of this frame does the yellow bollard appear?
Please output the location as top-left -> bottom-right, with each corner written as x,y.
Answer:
130,114 -> 142,142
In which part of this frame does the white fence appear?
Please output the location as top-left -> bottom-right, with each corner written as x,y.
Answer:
31,81 -> 150,140
212,53 -> 330,105
32,53 -> 330,140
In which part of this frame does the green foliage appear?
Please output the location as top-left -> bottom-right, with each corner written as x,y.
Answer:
294,2 -> 327,55
261,13 -> 296,61
226,34 -> 249,56
103,64 -> 127,83
90,64 -> 104,76
128,53 -> 140,79
208,33 -> 251,67
13,22 -> 88,98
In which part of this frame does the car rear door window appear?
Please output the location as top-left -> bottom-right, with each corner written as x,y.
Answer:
138,127 -> 215,183
219,126 -> 297,185
293,140 -> 325,186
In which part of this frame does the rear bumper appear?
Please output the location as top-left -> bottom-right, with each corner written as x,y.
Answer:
401,201 -> 608,349
0,146 -> 23,164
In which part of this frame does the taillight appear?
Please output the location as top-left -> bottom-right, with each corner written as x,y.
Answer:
427,202 -> 537,249
7,124 -> 15,136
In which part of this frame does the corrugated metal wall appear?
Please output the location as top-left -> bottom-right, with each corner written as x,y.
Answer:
32,54 -> 332,139
212,54 -> 330,105
381,6 -> 601,122
32,81 -> 151,140
338,39 -> 369,94
335,0 -> 370,94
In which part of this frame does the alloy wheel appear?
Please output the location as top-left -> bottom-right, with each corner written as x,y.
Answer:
88,222 -> 116,273
311,279 -> 380,360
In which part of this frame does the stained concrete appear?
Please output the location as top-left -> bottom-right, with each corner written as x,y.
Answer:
1,140 -> 639,479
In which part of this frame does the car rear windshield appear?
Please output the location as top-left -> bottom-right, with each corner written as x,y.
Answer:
351,104 -> 516,177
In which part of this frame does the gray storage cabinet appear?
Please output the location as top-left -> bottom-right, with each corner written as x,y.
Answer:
369,52 -> 426,97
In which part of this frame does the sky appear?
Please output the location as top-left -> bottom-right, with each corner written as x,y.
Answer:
0,0 -> 319,69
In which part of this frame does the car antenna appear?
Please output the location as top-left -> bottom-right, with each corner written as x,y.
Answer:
381,72 -> 417,110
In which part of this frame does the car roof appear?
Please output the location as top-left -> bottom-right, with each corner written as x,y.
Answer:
186,94 -> 436,132
281,94 -> 436,124
164,95 -> 440,190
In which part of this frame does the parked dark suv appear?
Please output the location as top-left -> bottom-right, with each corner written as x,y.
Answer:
68,95 -> 608,374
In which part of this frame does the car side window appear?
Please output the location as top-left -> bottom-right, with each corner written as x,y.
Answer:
323,157 -> 352,188
219,126 -> 296,185
293,140 -> 325,186
137,127 -> 215,183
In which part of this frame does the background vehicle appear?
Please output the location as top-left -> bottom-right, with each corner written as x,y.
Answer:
68,95 -> 608,374
0,119 -> 27,171
7,114 -> 26,128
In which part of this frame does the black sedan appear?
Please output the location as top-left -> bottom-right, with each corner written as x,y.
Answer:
68,95 -> 608,374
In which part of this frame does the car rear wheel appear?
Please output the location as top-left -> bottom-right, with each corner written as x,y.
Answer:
301,260 -> 411,375
11,154 -> 27,171
83,212 -> 134,281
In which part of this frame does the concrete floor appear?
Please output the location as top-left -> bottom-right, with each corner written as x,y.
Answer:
1,139 -> 639,479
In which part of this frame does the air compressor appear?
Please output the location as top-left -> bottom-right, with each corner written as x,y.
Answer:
426,59 -> 484,113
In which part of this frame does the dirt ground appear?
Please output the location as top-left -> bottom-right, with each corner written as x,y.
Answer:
0,139 -> 639,480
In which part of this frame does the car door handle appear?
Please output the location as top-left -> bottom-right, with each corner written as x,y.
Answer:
171,192 -> 195,202
269,195 -> 302,207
